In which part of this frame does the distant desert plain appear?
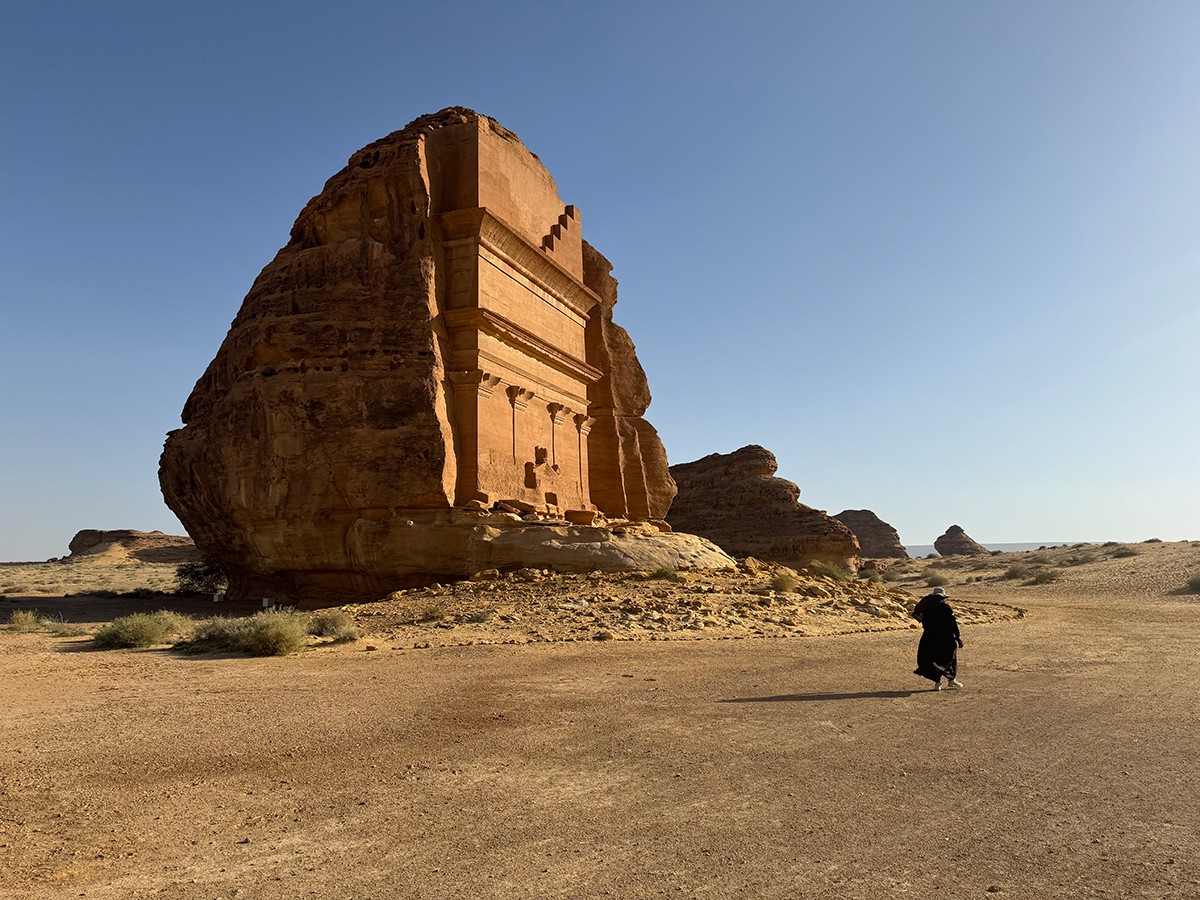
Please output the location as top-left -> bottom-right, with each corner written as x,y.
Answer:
3,538 -> 1199,898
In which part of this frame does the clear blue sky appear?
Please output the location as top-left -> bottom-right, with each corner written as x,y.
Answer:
2,1 -> 1198,560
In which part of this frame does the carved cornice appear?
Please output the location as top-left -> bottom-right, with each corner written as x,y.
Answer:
443,306 -> 603,386
506,385 -> 535,411
448,369 -> 503,397
440,208 -> 601,320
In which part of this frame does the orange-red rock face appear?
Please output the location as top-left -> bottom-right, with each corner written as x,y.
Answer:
666,446 -> 860,571
159,108 -> 676,600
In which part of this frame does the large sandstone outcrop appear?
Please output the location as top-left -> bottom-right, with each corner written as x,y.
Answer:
666,446 -> 859,571
934,525 -> 988,556
64,530 -> 198,565
832,510 -> 908,559
159,108 -> 705,602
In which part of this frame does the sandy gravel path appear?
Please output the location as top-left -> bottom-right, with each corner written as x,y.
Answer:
2,584 -> 1198,899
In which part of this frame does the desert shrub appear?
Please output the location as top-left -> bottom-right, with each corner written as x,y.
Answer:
1186,573 -> 1200,593
1102,541 -> 1119,547
1143,537 -> 1163,543
803,561 -> 851,582
1002,565 -> 1030,580
176,555 -> 229,594
309,609 -> 360,642
1025,569 -> 1061,585
925,573 -> 950,587
1111,548 -> 1139,559
184,610 -> 309,656
93,611 -> 193,649
881,568 -> 903,582
8,609 -> 42,632
770,573 -> 799,592
464,607 -> 494,624
858,570 -> 882,583
989,550 -> 1003,556
415,601 -> 448,623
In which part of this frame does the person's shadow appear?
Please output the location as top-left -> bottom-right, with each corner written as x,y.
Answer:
719,689 -> 923,703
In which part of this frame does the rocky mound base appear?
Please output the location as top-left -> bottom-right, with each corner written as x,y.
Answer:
343,559 -> 1022,649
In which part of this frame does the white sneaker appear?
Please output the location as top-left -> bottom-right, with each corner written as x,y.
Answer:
933,681 -> 943,691
946,678 -> 963,689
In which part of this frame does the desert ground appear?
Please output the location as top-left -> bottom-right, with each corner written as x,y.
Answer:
2,541 -> 1199,898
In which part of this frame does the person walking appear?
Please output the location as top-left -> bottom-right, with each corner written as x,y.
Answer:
911,587 -> 963,690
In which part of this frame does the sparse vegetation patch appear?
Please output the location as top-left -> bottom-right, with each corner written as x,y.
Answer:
181,609 -> 310,656
93,611 -> 193,649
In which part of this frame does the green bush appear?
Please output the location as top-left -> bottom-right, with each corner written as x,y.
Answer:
309,609 -> 361,642
93,611 -> 193,649
1143,537 -> 1163,543
803,561 -> 851,582
184,609 -> 309,656
1186,573 -> 1200,593
1002,565 -> 1031,580
925,573 -> 950,587
1112,548 -> 1139,559
176,555 -> 229,594
8,609 -> 42,632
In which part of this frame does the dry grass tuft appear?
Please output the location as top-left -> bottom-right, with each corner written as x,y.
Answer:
8,609 -> 42,632
309,609 -> 361,643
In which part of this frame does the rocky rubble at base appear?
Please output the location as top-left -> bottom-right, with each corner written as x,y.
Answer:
341,559 -> 1021,650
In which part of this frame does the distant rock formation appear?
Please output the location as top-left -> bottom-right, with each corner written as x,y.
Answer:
832,510 -> 908,558
65,530 -> 198,565
934,525 -> 988,556
158,108 -> 727,603
667,446 -> 860,571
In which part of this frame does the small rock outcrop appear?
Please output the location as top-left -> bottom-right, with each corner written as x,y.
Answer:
832,510 -> 908,558
666,446 -> 859,571
65,530 -> 198,565
158,108 -> 722,602
934,525 -> 988,556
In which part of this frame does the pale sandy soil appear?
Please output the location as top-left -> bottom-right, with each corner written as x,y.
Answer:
2,541 -> 1199,898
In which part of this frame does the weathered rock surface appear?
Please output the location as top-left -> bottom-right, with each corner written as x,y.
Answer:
666,446 -> 860,571
832,510 -> 909,558
160,108 -> 687,602
935,525 -> 988,556
64,530 -> 198,565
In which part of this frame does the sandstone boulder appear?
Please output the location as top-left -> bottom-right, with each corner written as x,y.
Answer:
832,510 -> 908,558
934,525 -> 988,556
666,446 -> 859,571
160,108 -> 690,602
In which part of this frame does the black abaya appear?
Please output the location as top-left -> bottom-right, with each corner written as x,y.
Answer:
912,593 -> 961,683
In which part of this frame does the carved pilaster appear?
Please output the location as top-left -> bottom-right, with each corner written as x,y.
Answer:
573,413 -> 595,436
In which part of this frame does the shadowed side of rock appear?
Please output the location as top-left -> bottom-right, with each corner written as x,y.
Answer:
832,510 -> 908,559
666,446 -> 860,571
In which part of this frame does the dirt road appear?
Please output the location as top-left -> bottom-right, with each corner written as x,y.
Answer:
2,584 -> 1198,899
